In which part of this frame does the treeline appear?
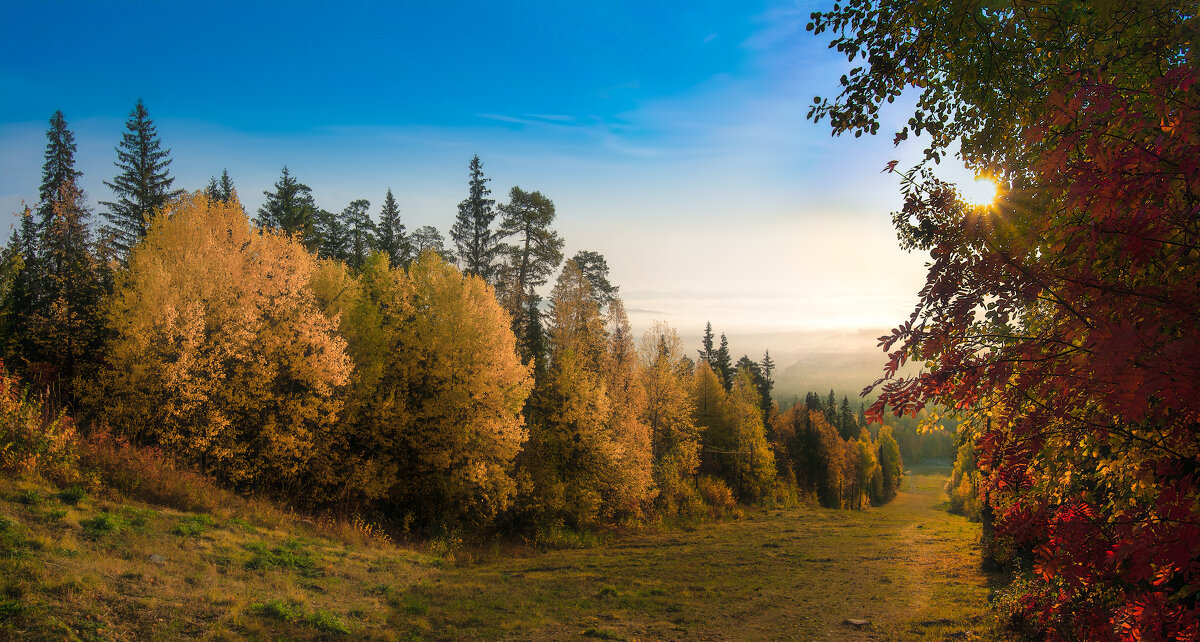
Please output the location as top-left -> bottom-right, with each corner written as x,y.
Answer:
1,103 -> 903,535
779,391 -> 954,465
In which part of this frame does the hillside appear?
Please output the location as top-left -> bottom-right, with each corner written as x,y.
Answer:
0,467 -> 1000,640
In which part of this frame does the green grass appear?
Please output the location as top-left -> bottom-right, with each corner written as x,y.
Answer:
172,514 -> 214,537
379,467 -> 1004,640
0,467 -> 1002,640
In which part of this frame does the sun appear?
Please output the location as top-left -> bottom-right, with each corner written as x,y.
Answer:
961,177 -> 999,207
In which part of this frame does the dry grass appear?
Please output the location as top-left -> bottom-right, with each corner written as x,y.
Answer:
0,465 -> 1004,640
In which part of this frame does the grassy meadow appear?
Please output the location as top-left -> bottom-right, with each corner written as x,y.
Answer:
0,465 -> 1004,640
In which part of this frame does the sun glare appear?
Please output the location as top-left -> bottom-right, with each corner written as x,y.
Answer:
961,177 -> 999,207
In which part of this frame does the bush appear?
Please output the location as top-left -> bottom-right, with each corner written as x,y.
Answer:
80,512 -> 124,539
0,361 -> 77,483
77,426 -> 225,514
56,485 -> 86,506
696,476 -> 740,519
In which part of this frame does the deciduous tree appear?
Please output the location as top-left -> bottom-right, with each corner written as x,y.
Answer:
809,1 -> 1199,635
96,192 -> 351,497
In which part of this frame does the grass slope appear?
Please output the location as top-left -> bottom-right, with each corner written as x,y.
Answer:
0,467 -> 1001,640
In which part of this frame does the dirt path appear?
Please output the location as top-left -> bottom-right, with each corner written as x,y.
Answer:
397,468 -> 1000,640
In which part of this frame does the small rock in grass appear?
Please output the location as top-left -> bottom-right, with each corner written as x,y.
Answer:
148,554 -> 166,564
843,618 -> 871,629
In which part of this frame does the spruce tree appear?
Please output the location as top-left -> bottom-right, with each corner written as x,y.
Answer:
758,350 -> 776,422
100,100 -> 179,259
257,167 -> 319,249
698,321 -> 716,364
824,390 -> 838,426
376,188 -> 411,268
838,396 -> 857,440
714,333 -> 733,391
34,181 -> 103,387
0,207 -> 40,364
38,111 -> 82,230
450,155 -> 499,280
206,169 -> 237,204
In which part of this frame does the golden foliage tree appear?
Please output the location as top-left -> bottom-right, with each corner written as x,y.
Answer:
640,321 -> 699,511
725,368 -> 776,502
95,192 -> 351,496
527,259 -> 614,524
335,250 -> 532,527
603,298 -> 656,515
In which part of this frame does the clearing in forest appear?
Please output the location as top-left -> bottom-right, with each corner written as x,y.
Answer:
402,466 -> 1002,640
0,467 -> 1000,640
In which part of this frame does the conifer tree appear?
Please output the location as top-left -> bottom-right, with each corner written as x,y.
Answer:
714,333 -> 733,391
32,181 -> 103,386
205,169 -> 237,204
341,199 -> 375,271
698,321 -> 716,364
571,250 -> 619,308
496,186 -> 564,355
838,396 -> 857,440
412,225 -> 452,261
0,207 -> 39,364
38,111 -> 82,231
450,155 -> 499,281
313,207 -> 349,262
824,389 -> 837,425
375,188 -> 411,268
257,166 -> 319,249
759,350 -> 776,420
100,100 -> 179,259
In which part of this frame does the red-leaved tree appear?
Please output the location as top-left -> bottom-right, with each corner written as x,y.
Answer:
809,1 -> 1198,638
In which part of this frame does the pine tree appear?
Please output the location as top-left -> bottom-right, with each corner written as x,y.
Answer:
412,225 -> 452,262
571,250 -> 618,308
375,188 -> 411,268
450,155 -> 499,280
38,111 -> 82,231
496,186 -> 564,355
257,167 -> 319,249
824,390 -> 837,426
100,100 -> 179,259
698,321 -> 716,364
714,333 -> 733,391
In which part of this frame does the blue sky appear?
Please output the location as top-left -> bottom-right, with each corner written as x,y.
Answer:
0,1 -> 984,371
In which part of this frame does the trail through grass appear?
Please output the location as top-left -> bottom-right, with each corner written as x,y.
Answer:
0,467 -> 1000,640
400,466 -> 1003,640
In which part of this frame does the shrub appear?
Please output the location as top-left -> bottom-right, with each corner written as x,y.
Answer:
0,361 -> 77,483
55,485 -> 86,506
696,476 -> 739,519
80,512 -> 124,539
